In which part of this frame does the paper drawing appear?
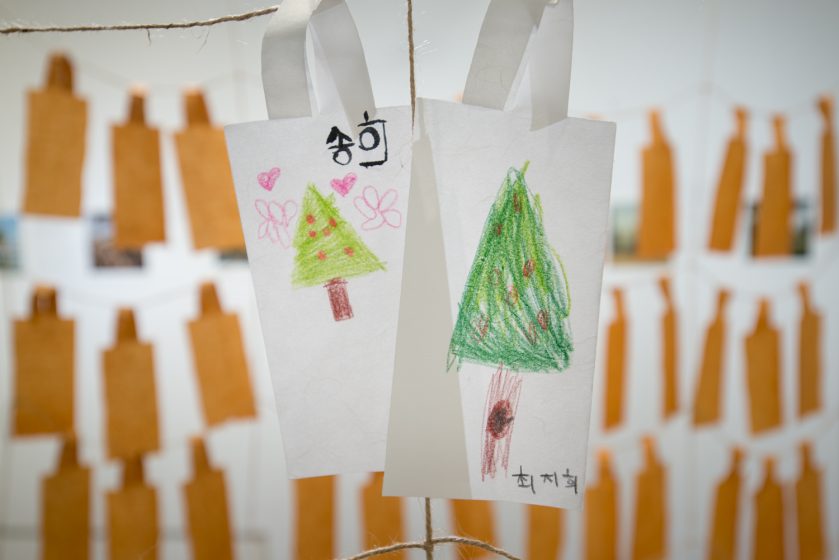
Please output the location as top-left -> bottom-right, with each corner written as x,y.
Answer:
292,184 -> 385,321
482,366 -> 523,480
257,167 -> 281,191
354,186 -> 402,230
448,162 -> 573,373
255,199 -> 297,248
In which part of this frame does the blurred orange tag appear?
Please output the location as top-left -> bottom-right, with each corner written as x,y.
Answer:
361,472 -> 404,558
604,289 -> 627,430
295,476 -> 335,560
451,499 -> 495,558
744,300 -> 783,434
755,116 -> 792,257
112,90 -> 165,248
818,96 -> 836,234
637,110 -> 676,259
585,450 -> 618,560
659,277 -> 679,419
798,284 -> 822,417
188,283 -> 256,426
183,439 -> 234,560
796,443 -> 826,560
14,285 -> 74,436
631,436 -> 667,560
103,308 -> 160,459
174,89 -> 244,250
707,449 -> 742,560
23,54 -> 87,217
107,456 -> 159,560
42,437 -> 90,560
708,108 -> 748,251
753,458 -> 784,560
692,291 -> 730,426
527,505 -> 563,559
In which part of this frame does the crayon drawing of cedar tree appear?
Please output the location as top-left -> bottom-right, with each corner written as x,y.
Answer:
292,184 -> 385,321
448,161 -> 573,373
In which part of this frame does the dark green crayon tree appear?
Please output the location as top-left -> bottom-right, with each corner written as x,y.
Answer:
448,162 -> 573,372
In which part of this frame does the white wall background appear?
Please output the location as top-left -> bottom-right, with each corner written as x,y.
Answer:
0,0 -> 837,558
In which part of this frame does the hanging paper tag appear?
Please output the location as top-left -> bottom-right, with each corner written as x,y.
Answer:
754,116 -> 792,257
361,473 -> 405,558
112,89 -> 165,248
707,448 -> 742,560
708,108 -> 748,251
183,439 -> 234,560
188,282 -> 256,426
294,476 -> 335,560
103,308 -> 160,459
14,285 -> 75,436
175,89 -> 245,250
23,53 -> 87,217
42,437 -> 90,560
637,111 -> 676,259
692,290 -> 730,426
107,456 -> 159,560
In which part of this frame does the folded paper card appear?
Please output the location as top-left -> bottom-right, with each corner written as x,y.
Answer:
384,0 -> 616,509
225,0 -> 411,477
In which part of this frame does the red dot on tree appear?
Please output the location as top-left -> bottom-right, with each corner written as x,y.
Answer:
344,246 -> 354,256
329,218 -> 337,228
495,224 -> 502,236
308,230 -> 317,238
323,227 -> 332,237
317,251 -> 327,260
306,214 -> 315,224
523,259 -> 534,278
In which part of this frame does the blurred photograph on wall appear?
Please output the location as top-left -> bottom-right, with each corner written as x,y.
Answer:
0,215 -> 20,270
749,200 -> 813,258
91,214 -> 143,268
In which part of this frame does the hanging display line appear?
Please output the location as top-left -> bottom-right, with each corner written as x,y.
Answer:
0,6 -> 279,34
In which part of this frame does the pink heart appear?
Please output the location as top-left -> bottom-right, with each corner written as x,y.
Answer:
257,167 -> 281,191
330,173 -> 357,197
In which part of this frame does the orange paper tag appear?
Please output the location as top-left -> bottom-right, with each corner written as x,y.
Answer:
112,90 -> 165,248
295,476 -> 335,560
451,499 -> 496,559
692,290 -> 730,426
707,448 -> 742,560
183,438 -> 234,560
754,116 -> 793,257
174,89 -> 244,250
103,308 -> 160,459
637,110 -> 676,259
797,284 -> 822,417
360,472 -> 404,558
708,108 -> 748,251
188,282 -> 256,426
42,437 -> 90,560
658,277 -> 679,419
753,458 -> 785,560
14,285 -> 74,436
818,96 -> 836,234
631,436 -> 667,560
22,53 -> 87,217
585,450 -> 618,560
796,443 -> 827,560
527,505 -> 563,559
107,456 -> 159,560
744,300 -> 783,434
604,289 -> 627,430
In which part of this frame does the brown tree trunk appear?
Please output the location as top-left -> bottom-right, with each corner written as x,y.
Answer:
325,278 -> 353,321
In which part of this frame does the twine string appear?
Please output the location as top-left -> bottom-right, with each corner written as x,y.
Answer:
0,6 -> 279,34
